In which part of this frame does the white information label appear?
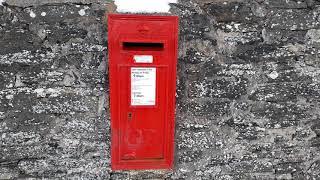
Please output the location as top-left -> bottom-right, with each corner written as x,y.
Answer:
131,67 -> 156,106
133,55 -> 153,63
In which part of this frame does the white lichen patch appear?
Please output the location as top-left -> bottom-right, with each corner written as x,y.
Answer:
0,112 -> 5,119
216,30 -> 260,55
295,60 -> 320,79
268,71 -> 279,79
32,100 -> 89,114
262,47 -> 295,59
0,0 -> 5,6
29,10 -> 36,18
5,94 -> 13,100
0,50 -> 56,65
306,29 -> 320,43
194,81 -> 208,97
46,88 -> 61,98
78,9 -> 85,16
1,132 -> 41,146
219,64 -> 255,76
34,88 -> 46,98
34,88 -> 61,98
284,43 -> 307,56
78,6 -> 89,16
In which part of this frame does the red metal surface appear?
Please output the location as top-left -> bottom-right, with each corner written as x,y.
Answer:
108,14 -> 179,170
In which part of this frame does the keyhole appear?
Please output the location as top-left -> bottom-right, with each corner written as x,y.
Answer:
128,112 -> 132,120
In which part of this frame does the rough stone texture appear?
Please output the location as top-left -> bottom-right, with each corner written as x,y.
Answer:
1,0 -> 320,179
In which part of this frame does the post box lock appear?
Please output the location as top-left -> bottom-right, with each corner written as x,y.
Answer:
128,112 -> 132,120
108,14 -> 178,170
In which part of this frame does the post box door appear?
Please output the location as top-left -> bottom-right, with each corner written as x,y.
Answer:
118,64 -> 168,160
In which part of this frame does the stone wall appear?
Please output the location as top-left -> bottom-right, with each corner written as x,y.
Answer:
1,0 -> 320,179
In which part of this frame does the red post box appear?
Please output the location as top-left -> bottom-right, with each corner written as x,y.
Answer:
108,14 -> 179,170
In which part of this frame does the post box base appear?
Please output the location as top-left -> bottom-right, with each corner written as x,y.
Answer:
112,160 -> 173,170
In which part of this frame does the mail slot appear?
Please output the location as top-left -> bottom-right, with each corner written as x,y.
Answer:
122,42 -> 164,51
108,14 -> 178,170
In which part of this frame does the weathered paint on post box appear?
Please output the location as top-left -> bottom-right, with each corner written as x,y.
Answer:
108,14 -> 179,170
